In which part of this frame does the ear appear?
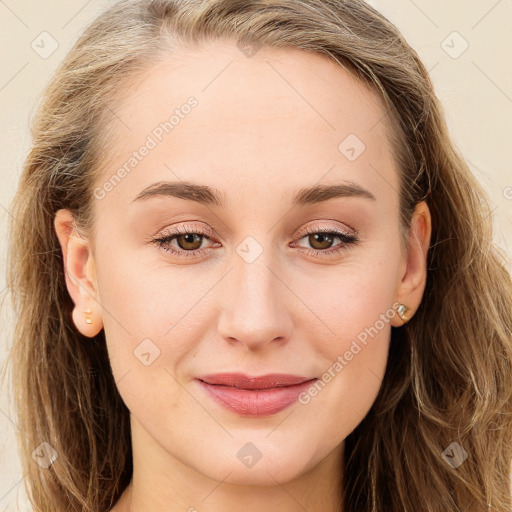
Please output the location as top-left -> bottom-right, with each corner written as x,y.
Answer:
54,209 -> 103,337
391,200 -> 432,327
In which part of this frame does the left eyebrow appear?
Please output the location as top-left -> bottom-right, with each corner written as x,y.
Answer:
291,182 -> 376,206
130,180 -> 376,207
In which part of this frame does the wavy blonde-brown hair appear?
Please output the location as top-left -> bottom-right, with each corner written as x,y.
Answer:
5,0 -> 512,510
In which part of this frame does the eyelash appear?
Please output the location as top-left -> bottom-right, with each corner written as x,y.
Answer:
152,224 -> 359,259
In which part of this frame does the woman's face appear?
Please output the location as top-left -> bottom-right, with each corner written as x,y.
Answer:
56,40 -> 430,492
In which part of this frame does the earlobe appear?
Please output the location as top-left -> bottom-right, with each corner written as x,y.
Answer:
71,305 -> 103,338
54,209 -> 104,337
392,201 -> 432,327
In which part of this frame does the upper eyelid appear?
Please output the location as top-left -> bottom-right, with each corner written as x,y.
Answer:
157,223 -> 216,239
156,221 -> 357,238
299,224 -> 357,237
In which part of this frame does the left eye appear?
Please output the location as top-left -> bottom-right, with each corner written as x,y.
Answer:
153,226 -> 359,259
293,230 -> 358,253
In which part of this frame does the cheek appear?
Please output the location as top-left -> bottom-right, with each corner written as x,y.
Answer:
94,243 -> 216,406
295,275 -> 394,447
95,235 -> 213,339
289,243 -> 399,425
293,243 -> 400,357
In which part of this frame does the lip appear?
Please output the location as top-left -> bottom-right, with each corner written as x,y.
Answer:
196,373 -> 318,416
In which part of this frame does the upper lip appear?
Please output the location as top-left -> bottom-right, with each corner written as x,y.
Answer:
197,373 -> 315,390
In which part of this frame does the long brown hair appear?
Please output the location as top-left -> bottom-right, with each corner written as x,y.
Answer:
5,0 -> 512,510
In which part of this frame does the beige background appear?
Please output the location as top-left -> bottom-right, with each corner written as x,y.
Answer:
1,0 -> 511,509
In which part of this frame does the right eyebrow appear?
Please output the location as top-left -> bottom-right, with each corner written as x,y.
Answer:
131,181 -> 225,207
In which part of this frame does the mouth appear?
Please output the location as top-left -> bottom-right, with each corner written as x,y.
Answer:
197,372 -> 314,389
196,373 -> 318,416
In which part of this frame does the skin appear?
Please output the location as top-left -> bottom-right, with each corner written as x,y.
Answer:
54,40 -> 431,511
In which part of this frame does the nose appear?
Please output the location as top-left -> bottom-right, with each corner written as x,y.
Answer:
216,254 -> 293,352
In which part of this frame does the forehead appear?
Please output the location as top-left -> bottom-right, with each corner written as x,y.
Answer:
95,39 -> 399,207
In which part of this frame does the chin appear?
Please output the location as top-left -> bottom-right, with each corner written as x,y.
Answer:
193,445 -> 317,486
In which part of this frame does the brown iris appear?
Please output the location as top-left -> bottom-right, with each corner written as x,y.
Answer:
176,233 -> 203,251
308,232 -> 335,250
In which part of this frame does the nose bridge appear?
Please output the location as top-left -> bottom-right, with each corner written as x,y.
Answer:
216,243 -> 292,350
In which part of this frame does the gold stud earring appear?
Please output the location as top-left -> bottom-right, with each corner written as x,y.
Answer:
84,308 -> 93,325
397,304 -> 412,324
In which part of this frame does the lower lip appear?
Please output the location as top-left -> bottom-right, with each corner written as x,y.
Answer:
197,379 -> 318,416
